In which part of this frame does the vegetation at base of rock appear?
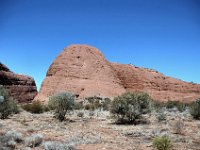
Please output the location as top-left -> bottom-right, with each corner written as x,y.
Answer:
190,98 -> 200,119
22,100 -> 48,114
153,135 -> 172,150
84,96 -> 111,111
110,92 -> 151,124
49,92 -> 75,121
0,86 -> 20,119
152,100 -> 188,113
74,102 -> 84,110
165,100 -> 187,112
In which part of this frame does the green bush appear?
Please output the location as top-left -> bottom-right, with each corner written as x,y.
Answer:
84,96 -> 102,110
102,98 -> 111,111
190,98 -> 200,119
176,102 -> 187,112
152,100 -> 187,112
84,104 -> 95,110
49,92 -> 75,121
153,135 -> 172,150
0,86 -> 20,119
110,92 -> 151,124
84,96 -> 111,111
165,100 -> 179,109
151,100 -> 165,112
22,101 -> 45,114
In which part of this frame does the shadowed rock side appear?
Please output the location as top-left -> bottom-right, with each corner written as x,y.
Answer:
112,63 -> 200,102
34,45 -> 126,102
0,62 -> 37,103
35,44 -> 200,102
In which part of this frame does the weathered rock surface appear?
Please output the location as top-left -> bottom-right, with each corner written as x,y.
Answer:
112,63 -> 200,102
34,45 -> 125,101
35,44 -> 200,102
0,62 -> 37,103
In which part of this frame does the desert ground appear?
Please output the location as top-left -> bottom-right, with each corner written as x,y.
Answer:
0,108 -> 200,150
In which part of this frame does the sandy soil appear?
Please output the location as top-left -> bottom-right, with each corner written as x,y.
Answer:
0,110 -> 200,150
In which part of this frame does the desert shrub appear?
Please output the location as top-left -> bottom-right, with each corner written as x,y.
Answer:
85,96 -> 102,104
0,134 -> 13,149
102,98 -> 111,111
25,134 -> 43,148
137,92 -> 151,114
153,135 -> 172,150
110,92 -> 151,124
165,100 -> 187,112
74,102 -> 84,110
5,130 -> 23,143
190,98 -> 200,119
83,96 -> 111,111
22,101 -> 45,114
42,141 -> 73,150
0,130 -> 23,149
89,111 -> 95,116
84,104 -> 95,110
7,140 -> 16,148
176,102 -> 187,112
0,86 -> 20,119
151,100 -> 165,112
156,111 -> 167,122
77,112 -> 84,118
49,92 -> 75,121
84,96 -> 102,110
152,100 -> 187,113
165,100 -> 179,109
172,119 -> 185,134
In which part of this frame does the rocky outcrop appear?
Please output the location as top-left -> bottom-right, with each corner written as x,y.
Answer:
34,45 -> 125,102
112,63 -> 200,102
0,62 -> 37,103
35,44 -> 200,102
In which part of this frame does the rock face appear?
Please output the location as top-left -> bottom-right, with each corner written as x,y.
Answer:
0,62 -> 37,103
35,44 -> 200,102
34,45 -> 126,102
112,63 -> 200,103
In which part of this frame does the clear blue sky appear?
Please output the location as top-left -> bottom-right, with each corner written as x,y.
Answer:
0,0 -> 200,90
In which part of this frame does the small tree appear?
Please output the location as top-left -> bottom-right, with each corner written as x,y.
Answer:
0,86 -> 19,119
190,98 -> 200,119
110,92 -> 151,124
49,92 -> 75,121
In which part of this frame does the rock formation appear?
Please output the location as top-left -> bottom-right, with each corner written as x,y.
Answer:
35,44 -> 200,102
34,45 -> 126,102
0,62 -> 37,103
112,63 -> 200,103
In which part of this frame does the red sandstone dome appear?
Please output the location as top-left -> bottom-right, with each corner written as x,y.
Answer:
35,44 -> 200,102
34,45 -> 126,102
